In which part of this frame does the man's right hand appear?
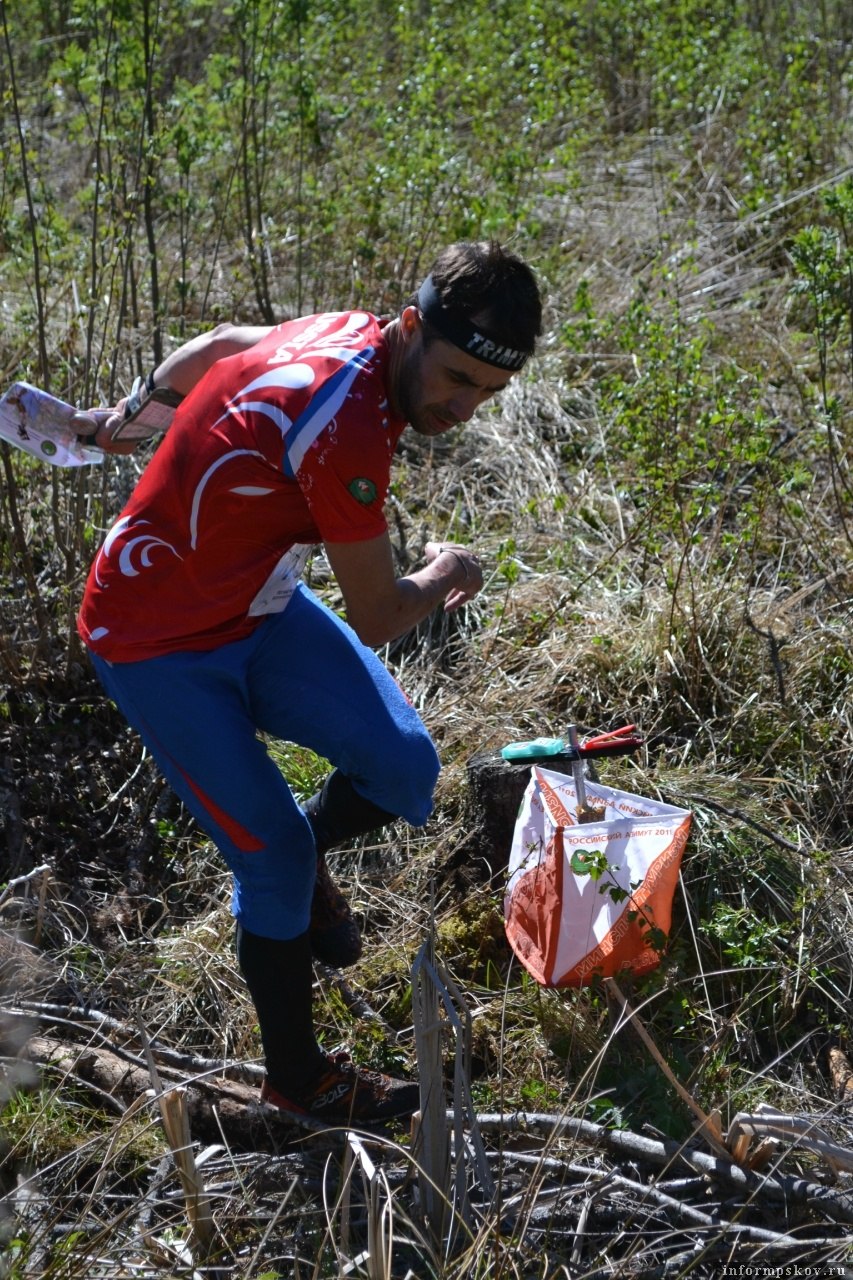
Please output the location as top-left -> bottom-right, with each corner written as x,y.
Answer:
423,541 -> 484,611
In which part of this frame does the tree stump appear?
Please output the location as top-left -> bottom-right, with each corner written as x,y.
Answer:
452,750 -> 575,885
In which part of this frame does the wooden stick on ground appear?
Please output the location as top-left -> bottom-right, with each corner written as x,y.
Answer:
604,977 -> 729,1158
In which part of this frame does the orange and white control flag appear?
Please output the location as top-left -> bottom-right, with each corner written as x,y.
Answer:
504,766 -> 692,987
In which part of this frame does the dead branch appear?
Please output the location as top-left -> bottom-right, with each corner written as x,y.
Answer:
675,790 -> 803,854
19,1029 -> 853,1243
4,1000 -> 260,1082
472,1110 -> 853,1228
0,863 -> 52,908
595,1168 -> 844,1252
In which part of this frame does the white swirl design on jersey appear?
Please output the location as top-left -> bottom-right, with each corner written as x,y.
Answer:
94,514 -> 181,586
118,534 -> 180,577
189,448 -> 267,549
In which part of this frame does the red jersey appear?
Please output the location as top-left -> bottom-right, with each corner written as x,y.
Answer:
78,311 -> 406,661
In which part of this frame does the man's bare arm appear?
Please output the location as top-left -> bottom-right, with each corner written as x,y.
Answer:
325,535 -> 483,647
74,322 -> 275,452
150,323 -> 274,397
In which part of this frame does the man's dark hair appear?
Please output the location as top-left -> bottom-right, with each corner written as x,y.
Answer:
414,241 -> 543,355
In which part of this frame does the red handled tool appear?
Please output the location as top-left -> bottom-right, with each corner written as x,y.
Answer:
501,723 -> 643,764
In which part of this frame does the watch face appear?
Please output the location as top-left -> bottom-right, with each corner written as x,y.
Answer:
117,402 -> 176,439
112,384 -> 184,440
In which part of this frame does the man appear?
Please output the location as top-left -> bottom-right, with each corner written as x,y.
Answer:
76,241 -> 543,1122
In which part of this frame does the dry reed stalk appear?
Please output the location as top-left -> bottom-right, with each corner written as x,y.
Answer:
411,918 -> 494,1259
340,1131 -> 394,1280
411,925 -> 451,1247
157,1087 -> 217,1257
136,1017 -> 217,1262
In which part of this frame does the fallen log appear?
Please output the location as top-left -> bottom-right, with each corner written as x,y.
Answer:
23,1034 -> 329,1148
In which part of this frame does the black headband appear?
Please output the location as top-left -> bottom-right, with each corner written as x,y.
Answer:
416,275 -> 533,371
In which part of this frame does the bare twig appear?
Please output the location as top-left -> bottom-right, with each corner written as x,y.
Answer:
0,864 -> 52,909
4,1000 -> 260,1081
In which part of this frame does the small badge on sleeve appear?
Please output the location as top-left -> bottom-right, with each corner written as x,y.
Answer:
348,477 -> 377,504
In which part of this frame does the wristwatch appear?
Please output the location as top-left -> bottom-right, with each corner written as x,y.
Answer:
111,372 -> 184,441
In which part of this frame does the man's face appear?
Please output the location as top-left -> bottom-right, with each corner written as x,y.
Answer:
393,312 -> 516,437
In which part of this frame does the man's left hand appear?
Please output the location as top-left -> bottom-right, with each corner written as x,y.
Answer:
71,405 -> 139,455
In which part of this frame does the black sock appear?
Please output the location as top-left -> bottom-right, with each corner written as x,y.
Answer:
235,924 -> 326,1093
304,769 -> 397,856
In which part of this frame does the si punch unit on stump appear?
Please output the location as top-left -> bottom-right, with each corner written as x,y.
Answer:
468,725 -> 692,988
